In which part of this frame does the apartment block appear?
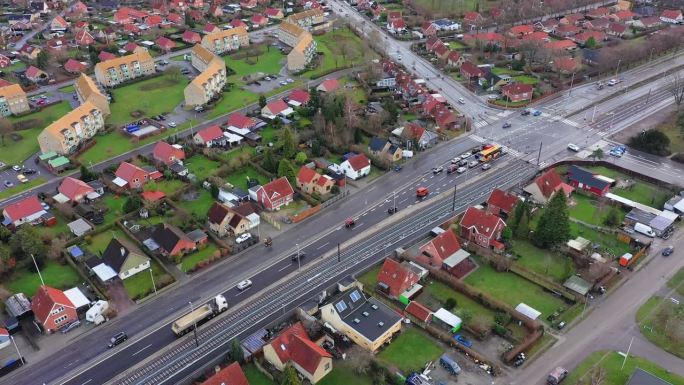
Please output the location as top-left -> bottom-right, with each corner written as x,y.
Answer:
201,27 -> 249,55
285,9 -> 331,32
278,22 -> 317,71
38,101 -> 105,155
184,47 -> 227,106
0,82 -> 30,116
94,50 -> 155,87
190,44 -> 216,72
74,73 -> 110,116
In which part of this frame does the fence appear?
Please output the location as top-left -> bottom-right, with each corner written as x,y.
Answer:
288,204 -> 321,223
260,211 -> 281,230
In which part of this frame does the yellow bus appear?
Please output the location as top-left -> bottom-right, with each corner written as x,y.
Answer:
476,144 -> 502,162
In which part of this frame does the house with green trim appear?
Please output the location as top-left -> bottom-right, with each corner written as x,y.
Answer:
86,238 -> 150,282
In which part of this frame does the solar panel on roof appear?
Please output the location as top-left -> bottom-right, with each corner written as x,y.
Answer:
335,300 -> 347,313
350,290 -> 361,302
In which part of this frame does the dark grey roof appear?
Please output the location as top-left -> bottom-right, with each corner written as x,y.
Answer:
626,208 -> 657,224
4,293 -> 32,318
151,225 -> 189,253
369,137 -> 386,152
634,6 -> 657,16
626,368 -> 673,385
87,180 -> 104,190
568,165 -> 611,190
101,238 -> 135,273
328,288 -> 402,343
186,229 -> 208,242
168,162 -> 187,173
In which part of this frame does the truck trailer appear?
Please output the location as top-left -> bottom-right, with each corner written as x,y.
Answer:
171,295 -> 228,336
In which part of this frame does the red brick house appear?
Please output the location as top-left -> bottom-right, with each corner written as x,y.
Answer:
0,55 -> 10,68
545,39 -> 577,52
156,36 -> 176,52
610,10 -> 636,23
486,188 -> 519,219
405,301 -> 432,323
573,31 -> 606,45
446,51 -> 464,68
421,21 -> 437,37
200,362 -> 249,385
425,36 -> 442,51
230,19 -> 248,29
256,177 -> 295,211
64,58 -> 87,74
459,207 -> 506,249
265,7 -> 284,19
296,166 -> 334,196
168,13 -> 183,24
152,141 -> 186,165
560,13 -> 584,25
226,113 -> 258,130
502,83 -> 533,102
99,51 -> 117,61
509,24 -> 534,37
555,24 -> 581,37
262,322 -> 332,383
58,177 -> 95,203
113,161 -> 161,189
587,7 -> 610,19
146,15 -> 163,27
460,61 -> 484,80
193,125 -> 226,147
2,196 -> 47,227
151,224 -> 197,257
566,165 -> 612,196
124,24 -> 142,35
32,285 -> 77,333
463,11 -> 484,27
288,89 -> 311,107
523,168 -> 574,204
182,30 -> 201,44
376,258 -> 419,298
75,29 -> 95,46
433,42 -> 450,60
251,14 -> 268,27
417,228 -> 471,274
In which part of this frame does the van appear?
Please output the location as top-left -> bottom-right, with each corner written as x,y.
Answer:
547,367 -> 568,385
439,354 -> 461,375
634,223 -> 655,237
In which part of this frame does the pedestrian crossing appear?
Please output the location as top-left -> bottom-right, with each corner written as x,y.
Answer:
469,134 -> 486,143
503,146 -> 524,158
474,120 -> 489,129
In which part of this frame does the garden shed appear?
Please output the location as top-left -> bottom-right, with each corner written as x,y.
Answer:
433,308 -> 462,332
515,303 -> 541,321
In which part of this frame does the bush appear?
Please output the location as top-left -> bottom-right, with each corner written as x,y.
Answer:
444,298 -> 457,310
629,129 -> 671,156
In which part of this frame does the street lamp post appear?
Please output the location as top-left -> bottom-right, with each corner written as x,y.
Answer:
188,301 -> 199,347
10,335 -> 24,365
614,59 -> 621,79
568,72 -> 576,96
296,243 -> 301,271
591,105 -> 598,122
609,112 -> 616,131
149,267 -> 157,296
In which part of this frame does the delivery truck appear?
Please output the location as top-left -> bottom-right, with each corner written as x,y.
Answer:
172,295 -> 228,336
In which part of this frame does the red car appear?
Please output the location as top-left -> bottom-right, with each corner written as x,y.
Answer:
345,217 -> 355,228
36,99 -> 46,105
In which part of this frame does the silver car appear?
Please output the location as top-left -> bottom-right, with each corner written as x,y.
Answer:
468,160 -> 478,168
236,279 -> 252,291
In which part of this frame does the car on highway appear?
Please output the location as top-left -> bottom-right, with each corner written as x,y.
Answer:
236,279 -> 252,291
609,145 -> 626,157
291,251 -> 306,261
607,78 -> 619,86
451,157 -> 460,164
235,233 -> 252,244
532,110 -> 542,116
397,54 -> 402,61
12,165 -> 21,172
460,151 -> 471,159
458,159 -> 468,166
481,163 -> 491,171
521,109 -> 531,116
457,98 -> 465,104
446,165 -> 458,174
107,332 -> 128,348
502,122 -> 512,128
567,143 -> 580,152
16,174 -> 28,183
662,246 -> 674,256
456,166 -> 466,173
345,217 -> 355,227
416,187 -> 429,198
4,181 -> 14,188
432,166 -> 443,174
468,160 -> 478,168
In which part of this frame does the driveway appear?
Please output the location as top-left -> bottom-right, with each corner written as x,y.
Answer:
106,280 -> 135,316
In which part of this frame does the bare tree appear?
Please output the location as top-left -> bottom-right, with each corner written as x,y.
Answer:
668,73 -> 684,109
590,367 -> 606,385
0,118 -> 13,147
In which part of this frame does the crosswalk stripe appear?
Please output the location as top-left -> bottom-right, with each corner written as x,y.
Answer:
470,134 -> 486,143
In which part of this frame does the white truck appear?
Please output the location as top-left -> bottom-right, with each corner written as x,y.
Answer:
172,295 -> 228,336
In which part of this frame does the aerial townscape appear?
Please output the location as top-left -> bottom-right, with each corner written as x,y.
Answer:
2,0 -> 684,384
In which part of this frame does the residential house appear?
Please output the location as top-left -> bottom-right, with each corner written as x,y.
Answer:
319,286 -> 402,352
610,10 -> 637,22
184,48 -> 226,106
460,61 -> 484,81
447,51 -> 465,68
573,30 -> 606,45
566,165 -> 612,196
633,16 -> 661,28
145,15 -> 163,28
155,36 -> 176,52
32,285 -> 77,333
203,24 -> 220,34
523,168 -> 574,204
626,368 -> 677,385
168,13 -> 183,24
539,18 -> 559,33
387,18 -> 406,34
251,14 -> 268,27
240,0 -> 257,8
261,99 -> 294,119
288,88 -> 311,107
207,3 -> 223,18
151,224 -> 197,257
25,66 -> 48,83
74,29 -> 95,46
417,229 -> 463,270
340,153 -> 371,180
265,8 -> 285,19
405,301 -> 433,323
255,177 -> 295,211
545,39 -> 577,52
432,18 -> 461,31
230,19 -> 248,29
509,24 -> 534,37
317,78 -> 340,93
193,125 -> 227,147
433,42 -> 450,60
586,7 -> 610,19
560,13 -> 584,25
432,104 -> 459,129
113,7 -> 148,24
584,18 -> 610,30
112,161 -> 160,189
37,101 -> 105,155
660,9 -> 683,24
2,196 -> 46,227
607,22 -> 627,37
368,137 -> 402,163
123,24 -> 141,35
554,24 -> 581,37
201,27 -> 250,55
207,202 -> 252,236
50,15 -> 69,30
190,44 -> 216,72
501,83 -> 533,102
64,59 -> 87,74
98,51 -> 116,61
123,42 -> 140,53
463,11 -> 484,28
0,55 -> 10,68
46,37 -> 69,54
287,31 -> 316,71
552,56 -> 582,74
376,258 -> 419,299
521,30 -> 550,42
226,112 -> 259,131
421,22 -> 437,37
459,206 -> 507,249
486,188 -> 519,219
152,141 -> 185,165
88,238 -> 150,281
262,322 -> 332,384
0,81 -> 30,116
19,44 -> 41,60
182,30 -> 201,44
200,362 -> 250,385
94,50 -> 155,87
425,36 -> 442,51
74,73 -> 110,116
395,122 -> 438,149
296,166 -> 335,196
57,177 -> 96,203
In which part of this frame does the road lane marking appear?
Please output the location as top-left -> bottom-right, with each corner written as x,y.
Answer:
132,344 -> 152,357
316,242 -> 330,250
81,379 -> 92,385
278,264 -> 291,272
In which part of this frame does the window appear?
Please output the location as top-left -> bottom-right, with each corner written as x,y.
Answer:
334,300 -> 347,313
324,363 -> 331,371
54,315 -> 68,324
350,290 -> 362,303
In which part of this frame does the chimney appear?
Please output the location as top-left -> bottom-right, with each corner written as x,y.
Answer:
120,247 -> 126,256
214,365 -> 221,374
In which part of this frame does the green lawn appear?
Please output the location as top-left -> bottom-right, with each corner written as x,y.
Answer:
510,239 -> 575,283
108,72 -> 188,126
6,260 -> 81,296
243,364 -> 274,385
569,222 -> 632,258
512,75 -> 539,85
170,54 -> 186,62
305,28 -> 371,79
411,0 -> 484,14
0,177 -> 47,200
566,351 -> 684,385
144,179 -> 187,196
668,266 -> 684,296
224,165 -> 269,191
378,328 -> 443,373
122,258 -> 172,300
6,61 -> 27,72
185,155 -> 221,181
446,41 -> 465,50
180,242 -> 219,272
636,297 -> 684,359
99,193 -> 127,226
464,257 -> 566,320
84,227 -> 128,255
177,188 -> 215,217
2,101 -> 72,164
222,146 -> 256,161
357,264 -> 381,292
319,361 -> 374,385
44,210 -> 74,239
568,194 -> 625,226
491,68 -> 520,76
259,126 -> 279,144
225,48 -> 285,83
58,85 -> 75,93
208,88 -> 258,119
422,280 -> 496,327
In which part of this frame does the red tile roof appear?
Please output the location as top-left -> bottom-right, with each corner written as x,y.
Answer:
156,36 -> 176,50
3,196 -> 44,222
289,334 -> 331,374
152,141 -> 186,164
460,207 -> 506,239
661,9 -> 683,20
574,31 -> 605,44
269,321 -> 306,364
288,88 -> 310,105
64,58 -> 87,73
25,66 -> 44,79
141,190 -> 166,201
115,161 -> 146,182
265,8 -> 282,17
226,113 -> 257,129
377,258 -> 419,297
197,125 -> 224,142
318,78 -> 340,92
182,30 -> 201,43
545,39 -> 577,51
204,23 -> 219,33
419,229 -> 461,265
346,153 -> 370,172
75,29 -> 94,45
297,166 -> 318,184
510,24 -> 534,35
201,362 -> 249,385
31,285 -> 74,325
405,122 -> 425,140
613,10 -> 636,21
521,31 -> 549,42
390,19 -> 406,30
502,83 -> 533,96
464,11 -> 482,23
265,99 -> 289,115
58,177 -> 94,201
146,15 -> 163,26
534,168 -> 564,199
99,51 -> 117,61
487,189 -> 518,214
262,177 -> 295,200
251,14 -> 267,24
124,42 -> 139,52
231,19 -> 248,28
405,301 -> 432,322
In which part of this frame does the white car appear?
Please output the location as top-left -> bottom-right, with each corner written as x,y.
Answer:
235,233 -> 252,244
567,143 -> 580,152
460,152 -> 471,160
168,122 -> 177,128
457,98 -> 465,104
456,166 -> 466,173
451,157 -> 460,164
12,165 -> 22,172
607,79 -> 619,86
236,279 -> 252,291
468,160 -> 478,168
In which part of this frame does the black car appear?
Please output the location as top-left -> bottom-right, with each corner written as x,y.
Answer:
23,169 -> 37,175
662,246 -> 674,256
108,332 -> 128,348
291,251 -> 306,261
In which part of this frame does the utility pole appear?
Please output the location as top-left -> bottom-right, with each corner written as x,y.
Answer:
621,337 -> 634,370
568,72 -> 576,96
614,59 -> 621,79
149,267 -> 157,296
31,254 -> 45,286
451,184 -> 457,212
536,142 -> 543,167
337,243 -> 341,263
10,335 -> 24,365
296,243 -> 301,271
188,302 -> 199,347
591,105 -> 598,122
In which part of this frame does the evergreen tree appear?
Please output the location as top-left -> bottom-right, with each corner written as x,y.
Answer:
123,195 -> 142,214
295,151 -> 307,164
259,94 -> 267,108
262,148 -> 278,173
280,127 -> 296,158
185,12 -> 195,28
281,365 -> 302,385
533,192 -> 570,248
210,184 -> 219,199
229,339 -> 243,363
585,37 -> 597,48
277,159 -> 296,184
515,208 -> 531,239
36,50 -> 49,69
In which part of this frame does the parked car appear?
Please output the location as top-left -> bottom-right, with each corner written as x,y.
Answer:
235,233 -> 252,244
468,160 -> 478,168
502,122 -> 512,128
107,332 -> 128,348
37,99 -> 46,105
236,279 -> 252,291
168,122 -> 177,128
481,163 -> 491,170
454,334 -> 472,348
23,168 -> 37,175
16,174 -> 28,183
60,320 -> 81,334
607,78 -> 619,86
457,98 -> 465,104
567,143 -> 580,152
4,181 -> 14,188
41,202 -> 50,211
446,165 -> 458,174
432,166 -> 443,174
12,165 -> 21,172
662,246 -> 674,256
